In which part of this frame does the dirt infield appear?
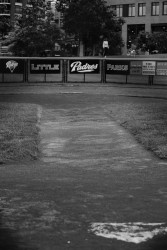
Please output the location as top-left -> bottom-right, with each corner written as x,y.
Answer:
0,85 -> 167,250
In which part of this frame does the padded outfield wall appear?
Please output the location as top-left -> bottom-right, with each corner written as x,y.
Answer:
0,57 -> 167,85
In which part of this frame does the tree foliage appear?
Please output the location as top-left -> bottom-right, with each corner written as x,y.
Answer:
11,0 -> 61,56
0,5 -> 11,38
56,0 -> 124,55
0,17 -> 11,38
136,31 -> 167,53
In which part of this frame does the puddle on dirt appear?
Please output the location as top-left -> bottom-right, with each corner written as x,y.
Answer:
89,222 -> 167,244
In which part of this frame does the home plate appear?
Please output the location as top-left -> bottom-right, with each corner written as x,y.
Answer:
89,223 -> 167,244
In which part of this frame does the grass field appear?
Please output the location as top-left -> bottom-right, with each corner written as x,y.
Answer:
0,97 -> 167,163
109,100 -> 167,159
0,103 -> 40,164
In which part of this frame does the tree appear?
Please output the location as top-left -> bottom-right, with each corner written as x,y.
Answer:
11,0 -> 62,56
56,0 -> 124,56
0,17 -> 11,39
149,32 -> 167,53
136,31 -> 167,54
0,5 -> 11,39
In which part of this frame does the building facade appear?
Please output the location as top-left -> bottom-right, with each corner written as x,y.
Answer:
46,0 -> 63,27
1,0 -> 167,55
0,0 -> 27,24
0,0 -> 62,25
108,0 -> 167,54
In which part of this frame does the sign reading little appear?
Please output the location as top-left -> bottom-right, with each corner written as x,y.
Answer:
30,60 -> 60,74
142,61 -> 156,75
106,61 -> 130,75
69,60 -> 100,74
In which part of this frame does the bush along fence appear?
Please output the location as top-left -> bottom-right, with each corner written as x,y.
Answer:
0,57 -> 167,85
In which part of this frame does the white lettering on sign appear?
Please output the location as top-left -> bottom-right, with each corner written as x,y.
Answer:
142,61 -> 156,75
89,222 -> 167,244
6,60 -> 18,73
70,61 -> 98,73
31,64 -> 59,70
156,62 -> 167,75
131,61 -> 142,67
107,64 -> 128,71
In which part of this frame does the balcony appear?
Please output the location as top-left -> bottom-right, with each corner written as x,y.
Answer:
0,2 -> 10,4
0,10 -> 10,15
0,2 -> 10,15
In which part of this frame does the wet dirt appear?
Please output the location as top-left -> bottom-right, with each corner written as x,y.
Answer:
0,93 -> 167,250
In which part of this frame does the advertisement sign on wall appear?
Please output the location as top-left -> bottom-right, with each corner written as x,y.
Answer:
106,60 -> 130,75
130,61 -> 142,75
0,59 -> 24,74
69,60 -> 100,74
30,60 -> 61,74
156,62 -> 167,75
142,61 -> 156,75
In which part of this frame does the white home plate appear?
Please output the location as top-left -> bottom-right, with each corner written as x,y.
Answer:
89,223 -> 167,244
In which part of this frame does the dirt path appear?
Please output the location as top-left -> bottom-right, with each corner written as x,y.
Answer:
0,102 -> 167,250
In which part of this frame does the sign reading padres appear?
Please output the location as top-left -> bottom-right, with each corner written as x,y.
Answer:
70,60 -> 100,74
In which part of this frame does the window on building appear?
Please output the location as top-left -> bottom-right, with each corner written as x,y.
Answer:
152,24 -> 167,32
0,3 -> 10,14
163,1 -> 167,14
15,5 -> 22,14
112,5 -> 123,17
122,4 -> 135,17
151,2 -> 159,16
116,5 -> 123,17
0,0 -> 10,3
138,3 -> 146,16
128,4 -> 135,16
127,24 -> 145,49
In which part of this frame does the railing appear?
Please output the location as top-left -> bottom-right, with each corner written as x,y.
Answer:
0,46 -> 9,54
0,10 -> 10,15
0,57 -> 167,85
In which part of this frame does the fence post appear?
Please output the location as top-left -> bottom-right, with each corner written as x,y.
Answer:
101,59 -> 106,83
63,59 -> 68,83
25,59 -> 28,83
148,75 -> 154,85
126,74 -> 128,84
24,59 -> 28,83
62,59 -> 65,83
2,73 -> 4,83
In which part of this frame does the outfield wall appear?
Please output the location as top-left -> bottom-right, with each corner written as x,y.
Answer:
0,57 -> 167,85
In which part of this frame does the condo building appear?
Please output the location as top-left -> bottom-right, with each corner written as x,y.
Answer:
108,0 -> 167,54
0,0 -> 62,25
1,0 -> 167,55
0,0 -> 27,24
46,0 -> 63,27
